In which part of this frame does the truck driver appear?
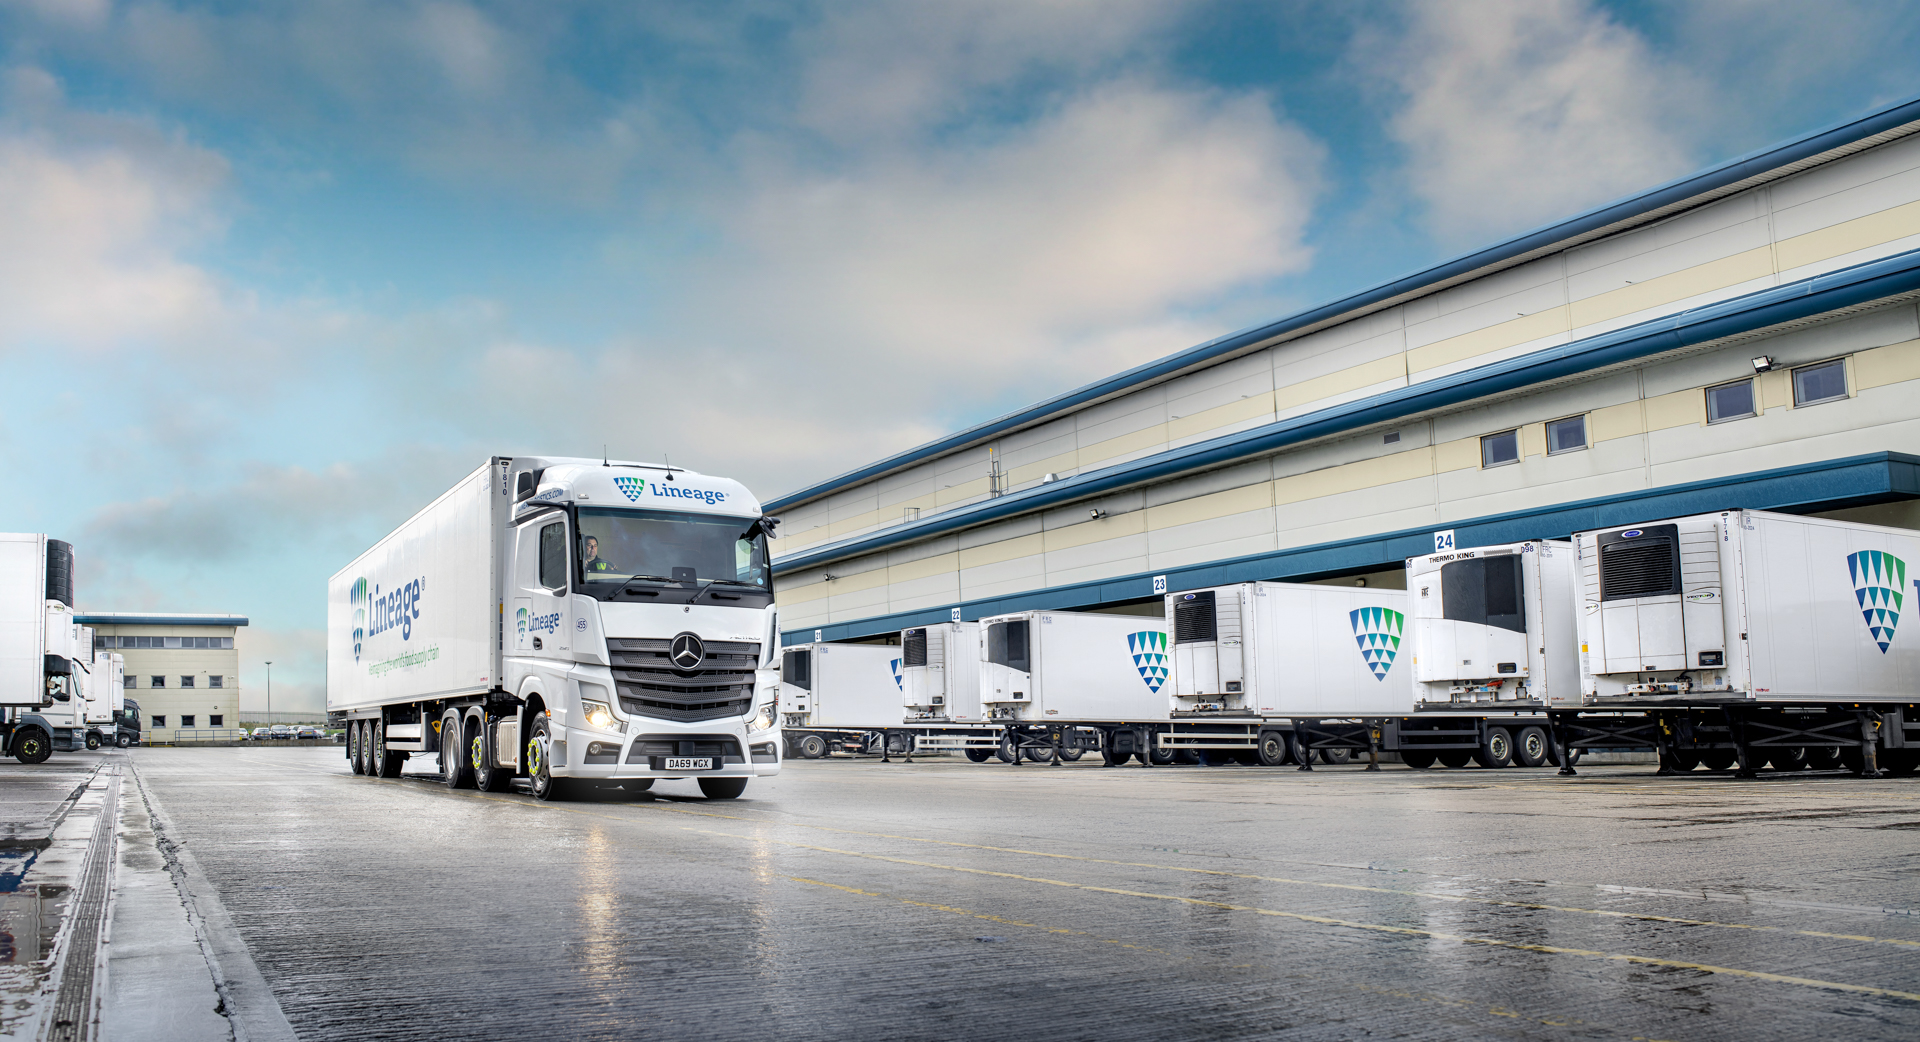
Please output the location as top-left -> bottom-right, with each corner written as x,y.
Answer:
581,535 -> 618,574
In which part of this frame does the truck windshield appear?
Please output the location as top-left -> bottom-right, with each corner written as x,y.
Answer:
576,508 -> 770,590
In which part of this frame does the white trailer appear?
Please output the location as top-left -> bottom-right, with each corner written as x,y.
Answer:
963,611 -> 1169,765
326,456 -> 784,800
80,636 -> 124,749
777,642 -> 909,758
896,621 -> 1002,760
1556,509 -> 1920,776
0,534 -> 78,763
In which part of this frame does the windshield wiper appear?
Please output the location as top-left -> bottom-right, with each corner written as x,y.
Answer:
703,578 -> 763,589
612,574 -> 675,598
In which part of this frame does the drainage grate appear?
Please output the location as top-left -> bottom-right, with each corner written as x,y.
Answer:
46,766 -> 120,1042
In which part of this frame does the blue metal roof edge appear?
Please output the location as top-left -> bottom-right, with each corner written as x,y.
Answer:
73,615 -> 250,627
773,245 -> 1920,575
766,91 -> 1920,515
784,450 -> 1920,644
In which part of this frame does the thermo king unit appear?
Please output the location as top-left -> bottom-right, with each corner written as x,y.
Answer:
1406,540 -> 1580,708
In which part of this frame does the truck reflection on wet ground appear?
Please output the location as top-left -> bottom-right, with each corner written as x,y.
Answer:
137,749 -> 1920,1041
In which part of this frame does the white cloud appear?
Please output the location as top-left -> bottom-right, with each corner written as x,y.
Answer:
1364,0 -> 1703,246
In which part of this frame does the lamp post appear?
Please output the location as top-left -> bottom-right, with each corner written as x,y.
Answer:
266,661 -> 273,724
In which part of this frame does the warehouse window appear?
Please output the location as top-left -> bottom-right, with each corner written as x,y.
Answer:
209,676 -> 223,688
151,715 -> 166,728
1792,359 -> 1847,406
209,715 -> 223,727
150,675 -> 165,688
122,674 -> 134,689
1480,429 -> 1520,468
1706,379 -> 1755,423
180,675 -> 194,688
1545,415 -> 1587,454
180,715 -> 195,728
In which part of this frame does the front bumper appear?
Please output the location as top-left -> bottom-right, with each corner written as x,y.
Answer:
557,722 -> 781,779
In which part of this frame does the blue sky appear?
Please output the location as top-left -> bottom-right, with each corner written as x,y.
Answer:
2,0 -> 1916,711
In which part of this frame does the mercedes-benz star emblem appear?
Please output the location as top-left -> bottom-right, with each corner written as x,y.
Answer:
669,632 -> 706,671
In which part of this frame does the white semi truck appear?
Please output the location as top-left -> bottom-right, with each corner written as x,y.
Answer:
326,456 -> 783,800
1559,509 -> 1920,776
0,534 -> 79,763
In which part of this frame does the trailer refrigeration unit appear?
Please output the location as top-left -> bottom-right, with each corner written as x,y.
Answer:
976,610 -> 1171,765
1,534 -> 78,764
896,621 -> 1000,761
1558,509 -> 1920,777
326,457 -> 783,800
1396,540 -> 1584,769
778,642 -> 910,759
1162,582 -> 1414,768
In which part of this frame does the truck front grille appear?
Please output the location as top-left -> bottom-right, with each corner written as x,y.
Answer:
607,638 -> 759,722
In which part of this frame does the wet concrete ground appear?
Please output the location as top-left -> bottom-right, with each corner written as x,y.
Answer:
131,748 -> 1920,1041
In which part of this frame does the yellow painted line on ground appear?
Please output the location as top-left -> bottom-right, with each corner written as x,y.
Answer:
697,828 -> 1920,1005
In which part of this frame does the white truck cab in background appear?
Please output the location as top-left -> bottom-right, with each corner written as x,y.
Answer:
327,456 -> 783,800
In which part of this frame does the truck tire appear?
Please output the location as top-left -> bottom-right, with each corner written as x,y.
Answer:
471,720 -> 512,792
527,715 -> 570,802
370,720 -> 404,778
115,733 -> 131,749
1806,747 -> 1843,770
440,711 -> 474,789
11,725 -> 51,764
1256,731 -> 1292,767
965,748 -> 994,763
1318,747 -> 1351,766
1100,745 -> 1130,767
1400,751 -> 1436,769
85,731 -> 102,751
699,777 -> 748,800
1513,727 -> 1548,768
796,734 -> 828,759
1664,752 -> 1699,772
1059,733 -> 1085,761
1473,728 -> 1514,769
1699,751 -> 1737,772
1437,750 -> 1473,768
997,734 -> 1018,763
349,721 -> 367,775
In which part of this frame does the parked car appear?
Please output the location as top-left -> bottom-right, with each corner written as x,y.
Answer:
296,727 -> 321,740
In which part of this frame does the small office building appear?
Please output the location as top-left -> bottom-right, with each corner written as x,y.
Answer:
75,612 -> 247,743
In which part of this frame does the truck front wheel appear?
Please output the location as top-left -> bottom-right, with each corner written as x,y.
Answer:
12,726 -> 51,764
527,715 -> 570,802
115,733 -> 131,749
85,731 -> 102,751
698,777 -> 748,800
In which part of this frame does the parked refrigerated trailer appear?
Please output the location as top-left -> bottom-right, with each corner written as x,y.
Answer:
778,642 -> 919,759
326,456 -> 784,800
1,534 -> 79,763
81,642 -> 125,750
898,621 -> 1003,761
1550,509 -> 1920,778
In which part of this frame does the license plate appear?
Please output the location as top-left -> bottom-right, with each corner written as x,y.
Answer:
663,757 -> 713,771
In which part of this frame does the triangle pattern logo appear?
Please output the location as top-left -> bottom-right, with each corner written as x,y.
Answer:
1847,550 -> 1906,654
1128,631 -> 1169,694
890,658 -> 903,691
1348,606 -> 1405,681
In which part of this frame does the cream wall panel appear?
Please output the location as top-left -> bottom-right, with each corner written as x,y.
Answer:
1145,482 -> 1273,530
1045,512 -> 1146,552
1647,414 -> 1920,492
1642,389 -> 1703,431
958,532 -> 1046,571
1758,369 -> 1793,411
1044,532 -> 1153,573
1570,247 -> 1774,329
1168,391 -> 1276,441
1411,257 -> 1566,340
1776,197 -> 1920,271
1857,338 -> 1920,388
1589,400 -> 1645,442
935,476 -> 992,507
1405,308 -> 1569,376
889,551 -> 961,585
1273,354 -> 1406,413
1272,449 -> 1432,507
1144,459 -> 1273,509
1146,533 -> 1276,574
1520,423 -> 1546,458
1563,195 -> 1765,280
1433,438 -> 1480,473
1770,136 -> 1920,224
1274,476 -> 1435,532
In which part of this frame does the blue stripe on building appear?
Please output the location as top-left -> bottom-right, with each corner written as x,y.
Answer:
782,451 -> 1920,645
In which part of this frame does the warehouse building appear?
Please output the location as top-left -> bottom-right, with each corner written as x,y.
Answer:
768,94 -> 1920,644
75,612 -> 247,742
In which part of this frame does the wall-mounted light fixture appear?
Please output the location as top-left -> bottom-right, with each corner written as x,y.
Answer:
1089,509 -> 1108,520
1751,355 -> 1775,373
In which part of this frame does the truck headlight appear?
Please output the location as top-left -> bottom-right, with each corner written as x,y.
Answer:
581,700 -> 617,731
749,700 -> 776,732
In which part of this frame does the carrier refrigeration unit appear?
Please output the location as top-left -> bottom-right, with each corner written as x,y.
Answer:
1562,509 -> 1920,776
898,621 -> 998,760
326,456 -> 783,800
974,610 -> 1171,764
